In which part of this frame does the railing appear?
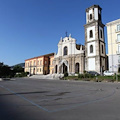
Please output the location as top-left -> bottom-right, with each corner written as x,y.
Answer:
116,51 -> 120,54
115,29 -> 120,33
116,39 -> 120,43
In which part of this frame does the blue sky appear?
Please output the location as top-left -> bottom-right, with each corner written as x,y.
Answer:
0,0 -> 120,66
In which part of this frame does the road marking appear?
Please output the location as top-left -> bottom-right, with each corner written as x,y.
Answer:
0,85 -> 50,112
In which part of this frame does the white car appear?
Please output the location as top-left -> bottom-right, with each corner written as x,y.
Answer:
103,71 -> 115,76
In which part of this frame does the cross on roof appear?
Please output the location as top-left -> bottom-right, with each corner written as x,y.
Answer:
65,31 -> 68,37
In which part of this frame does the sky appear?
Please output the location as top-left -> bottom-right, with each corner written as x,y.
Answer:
0,0 -> 120,66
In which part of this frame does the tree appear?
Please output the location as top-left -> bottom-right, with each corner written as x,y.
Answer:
13,65 -> 24,73
0,62 -> 12,78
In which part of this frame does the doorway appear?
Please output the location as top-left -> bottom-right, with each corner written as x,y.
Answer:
63,63 -> 67,74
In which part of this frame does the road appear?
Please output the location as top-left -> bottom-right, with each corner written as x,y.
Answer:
0,78 -> 120,120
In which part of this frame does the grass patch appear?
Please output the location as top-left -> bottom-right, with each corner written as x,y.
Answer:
63,74 -> 120,82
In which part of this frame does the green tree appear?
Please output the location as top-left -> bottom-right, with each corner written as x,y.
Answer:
13,65 -> 24,73
0,62 -> 13,78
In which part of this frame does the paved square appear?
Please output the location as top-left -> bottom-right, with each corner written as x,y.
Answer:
0,78 -> 120,120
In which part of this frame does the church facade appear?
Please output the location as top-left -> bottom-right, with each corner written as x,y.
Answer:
25,5 -> 107,75
53,34 -> 85,75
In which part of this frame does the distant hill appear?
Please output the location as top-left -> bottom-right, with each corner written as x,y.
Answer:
11,63 -> 25,68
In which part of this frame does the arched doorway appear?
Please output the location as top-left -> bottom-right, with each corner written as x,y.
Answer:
63,63 -> 67,74
55,65 -> 57,73
75,63 -> 79,73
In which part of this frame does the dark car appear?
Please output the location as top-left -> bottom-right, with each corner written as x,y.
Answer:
87,71 -> 100,76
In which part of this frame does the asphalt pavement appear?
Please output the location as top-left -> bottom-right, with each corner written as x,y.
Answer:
0,78 -> 120,120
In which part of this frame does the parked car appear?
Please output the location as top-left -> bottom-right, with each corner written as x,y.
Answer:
103,71 -> 115,76
87,71 -> 100,76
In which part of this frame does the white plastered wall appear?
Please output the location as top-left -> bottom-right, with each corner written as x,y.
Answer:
88,58 -> 95,70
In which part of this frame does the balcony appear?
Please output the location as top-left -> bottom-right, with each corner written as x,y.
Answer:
115,29 -> 120,33
116,39 -> 120,43
116,51 -> 120,54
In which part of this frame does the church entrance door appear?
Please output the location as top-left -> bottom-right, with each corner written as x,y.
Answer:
63,63 -> 67,74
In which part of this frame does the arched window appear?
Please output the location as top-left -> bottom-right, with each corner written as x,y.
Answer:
90,30 -> 93,38
90,45 -> 93,53
90,14 -> 92,20
102,45 -> 104,54
75,63 -> 79,73
64,46 -> 68,56
100,30 -> 103,39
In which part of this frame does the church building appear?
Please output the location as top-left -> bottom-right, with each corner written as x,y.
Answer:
25,5 -> 107,75
53,34 -> 85,75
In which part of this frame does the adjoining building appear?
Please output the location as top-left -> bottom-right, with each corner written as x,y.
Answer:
25,53 -> 54,75
25,5 -> 107,75
106,19 -> 120,73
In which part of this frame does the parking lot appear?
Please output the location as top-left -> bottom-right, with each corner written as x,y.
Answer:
0,78 -> 120,120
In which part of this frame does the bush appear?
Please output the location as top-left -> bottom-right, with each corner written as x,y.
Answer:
64,72 -> 68,77
113,74 -> 120,81
78,74 -> 84,78
14,72 -> 28,78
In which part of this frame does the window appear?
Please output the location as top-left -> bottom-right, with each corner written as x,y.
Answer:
100,30 -> 103,39
90,14 -> 92,20
64,46 -> 68,56
75,63 -> 79,73
117,24 -> 120,32
117,34 -> 120,42
40,60 -> 42,65
118,56 -> 120,63
40,68 -> 41,72
89,30 -> 93,38
99,14 -> 101,21
90,45 -> 93,53
102,45 -> 104,54
34,61 -> 36,66
37,61 -> 39,65
118,45 -> 120,53
45,61 -> 47,65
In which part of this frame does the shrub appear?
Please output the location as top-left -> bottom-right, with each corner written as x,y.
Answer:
64,72 -> 68,77
14,72 -> 28,78
78,74 -> 84,78
84,73 -> 90,78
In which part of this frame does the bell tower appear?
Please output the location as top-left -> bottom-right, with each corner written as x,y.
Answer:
84,5 -> 106,74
